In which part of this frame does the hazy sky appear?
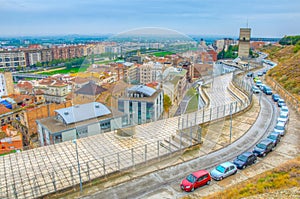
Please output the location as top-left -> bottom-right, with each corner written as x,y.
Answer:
1,0 -> 299,37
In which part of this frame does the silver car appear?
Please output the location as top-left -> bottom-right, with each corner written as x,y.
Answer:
210,162 -> 237,181
277,112 -> 289,125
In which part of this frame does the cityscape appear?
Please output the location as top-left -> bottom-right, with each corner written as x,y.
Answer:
0,1 -> 299,199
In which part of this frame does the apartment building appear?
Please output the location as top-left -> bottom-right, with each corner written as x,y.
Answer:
118,85 -> 164,125
0,51 -> 26,68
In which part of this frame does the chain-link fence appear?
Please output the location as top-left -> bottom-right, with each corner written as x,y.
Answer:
0,73 -> 253,199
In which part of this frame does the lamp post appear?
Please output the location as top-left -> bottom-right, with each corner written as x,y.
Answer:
73,139 -> 82,192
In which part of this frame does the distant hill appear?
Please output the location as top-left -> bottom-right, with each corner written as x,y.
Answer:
261,44 -> 300,101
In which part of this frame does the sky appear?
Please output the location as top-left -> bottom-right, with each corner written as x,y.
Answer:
0,0 -> 299,38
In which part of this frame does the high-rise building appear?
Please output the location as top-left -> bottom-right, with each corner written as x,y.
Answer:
238,28 -> 251,59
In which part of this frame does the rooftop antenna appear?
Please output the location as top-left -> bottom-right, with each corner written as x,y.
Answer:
246,18 -> 249,28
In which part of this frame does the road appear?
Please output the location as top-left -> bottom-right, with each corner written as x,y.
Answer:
81,92 -> 277,199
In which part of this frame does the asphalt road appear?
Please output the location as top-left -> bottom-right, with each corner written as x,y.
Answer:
81,92 -> 277,199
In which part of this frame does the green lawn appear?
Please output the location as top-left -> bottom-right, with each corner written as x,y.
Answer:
186,95 -> 198,113
152,51 -> 174,57
37,66 -> 88,75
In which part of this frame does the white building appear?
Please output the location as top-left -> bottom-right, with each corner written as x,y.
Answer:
37,102 -> 127,146
118,85 -> 164,125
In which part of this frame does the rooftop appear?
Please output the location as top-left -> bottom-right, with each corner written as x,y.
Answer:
127,85 -> 156,97
55,102 -> 111,125
75,81 -> 107,96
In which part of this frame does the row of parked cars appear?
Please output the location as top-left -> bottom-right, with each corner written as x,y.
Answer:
180,70 -> 289,193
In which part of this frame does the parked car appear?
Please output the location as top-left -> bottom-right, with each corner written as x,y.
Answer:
274,121 -> 286,136
277,112 -> 289,125
253,139 -> 274,157
263,69 -> 268,74
233,152 -> 257,169
277,98 -> 286,107
210,162 -> 237,181
255,79 -> 262,85
263,86 -> 273,95
253,76 -> 260,82
257,72 -> 263,76
252,86 -> 260,94
259,84 -> 267,91
247,72 -> 254,77
272,94 -> 280,102
280,106 -> 289,115
266,132 -> 281,147
180,170 -> 211,192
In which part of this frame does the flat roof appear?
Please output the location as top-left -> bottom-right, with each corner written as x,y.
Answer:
55,102 -> 111,125
127,85 -> 156,97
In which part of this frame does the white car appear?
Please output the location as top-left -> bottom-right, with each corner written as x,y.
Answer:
277,112 -> 289,125
280,106 -> 289,116
274,122 -> 286,136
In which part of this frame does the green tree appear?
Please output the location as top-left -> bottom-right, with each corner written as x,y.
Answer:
163,94 -> 172,118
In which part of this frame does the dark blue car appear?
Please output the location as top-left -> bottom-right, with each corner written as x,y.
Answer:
253,139 -> 274,157
233,152 -> 257,169
272,94 -> 280,102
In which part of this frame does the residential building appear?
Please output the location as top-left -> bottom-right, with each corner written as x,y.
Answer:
36,77 -> 69,103
139,62 -> 163,85
118,85 -> 164,125
0,51 -> 26,68
36,102 -> 126,146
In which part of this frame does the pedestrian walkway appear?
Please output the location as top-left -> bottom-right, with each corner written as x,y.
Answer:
0,73 -> 250,199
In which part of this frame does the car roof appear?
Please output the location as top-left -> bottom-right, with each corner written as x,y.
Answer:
273,94 -> 279,96
269,132 -> 280,137
220,161 -> 234,168
276,121 -> 285,126
239,151 -> 253,157
260,139 -> 273,145
192,170 -> 209,177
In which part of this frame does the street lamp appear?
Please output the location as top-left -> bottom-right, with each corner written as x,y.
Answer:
73,139 -> 83,192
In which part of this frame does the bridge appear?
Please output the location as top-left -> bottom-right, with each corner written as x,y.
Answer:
12,73 -> 49,82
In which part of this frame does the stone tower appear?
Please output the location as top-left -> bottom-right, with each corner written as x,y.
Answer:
238,28 -> 251,59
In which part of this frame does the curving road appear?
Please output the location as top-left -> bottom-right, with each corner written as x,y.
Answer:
82,91 -> 277,199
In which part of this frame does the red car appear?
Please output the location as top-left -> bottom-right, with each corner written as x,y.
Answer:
180,170 -> 211,192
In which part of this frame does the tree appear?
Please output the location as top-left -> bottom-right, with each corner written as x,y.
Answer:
163,94 -> 172,118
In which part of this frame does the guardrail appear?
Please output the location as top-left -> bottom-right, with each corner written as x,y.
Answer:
0,73 -> 253,199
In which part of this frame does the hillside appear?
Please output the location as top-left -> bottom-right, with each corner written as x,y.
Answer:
261,45 -> 300,101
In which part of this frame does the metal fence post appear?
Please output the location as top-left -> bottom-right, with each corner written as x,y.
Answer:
12,184 -> 18,199
190,122 -> 193,146
180,130 -> 182,149
194,111 -> 197,125
131,148 -> 134,166
198,126 -> 202,143
102,157 -> 106,175
157,140 -> 160,157
186,114 -> 189,127
202,109 -> 205,122
117,153 -> 120,171
223,104 -> 226,116
217,106 -> 219,118
144,144 -> 147,162
182,118 -> 185,129
235,101 -> 238,113
52,172 -> 57,192
69,166 -> 74,186
86,162 -> 90,182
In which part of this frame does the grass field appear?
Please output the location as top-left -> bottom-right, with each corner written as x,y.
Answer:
37,66 -> 88,75
152,51 -> 174,57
